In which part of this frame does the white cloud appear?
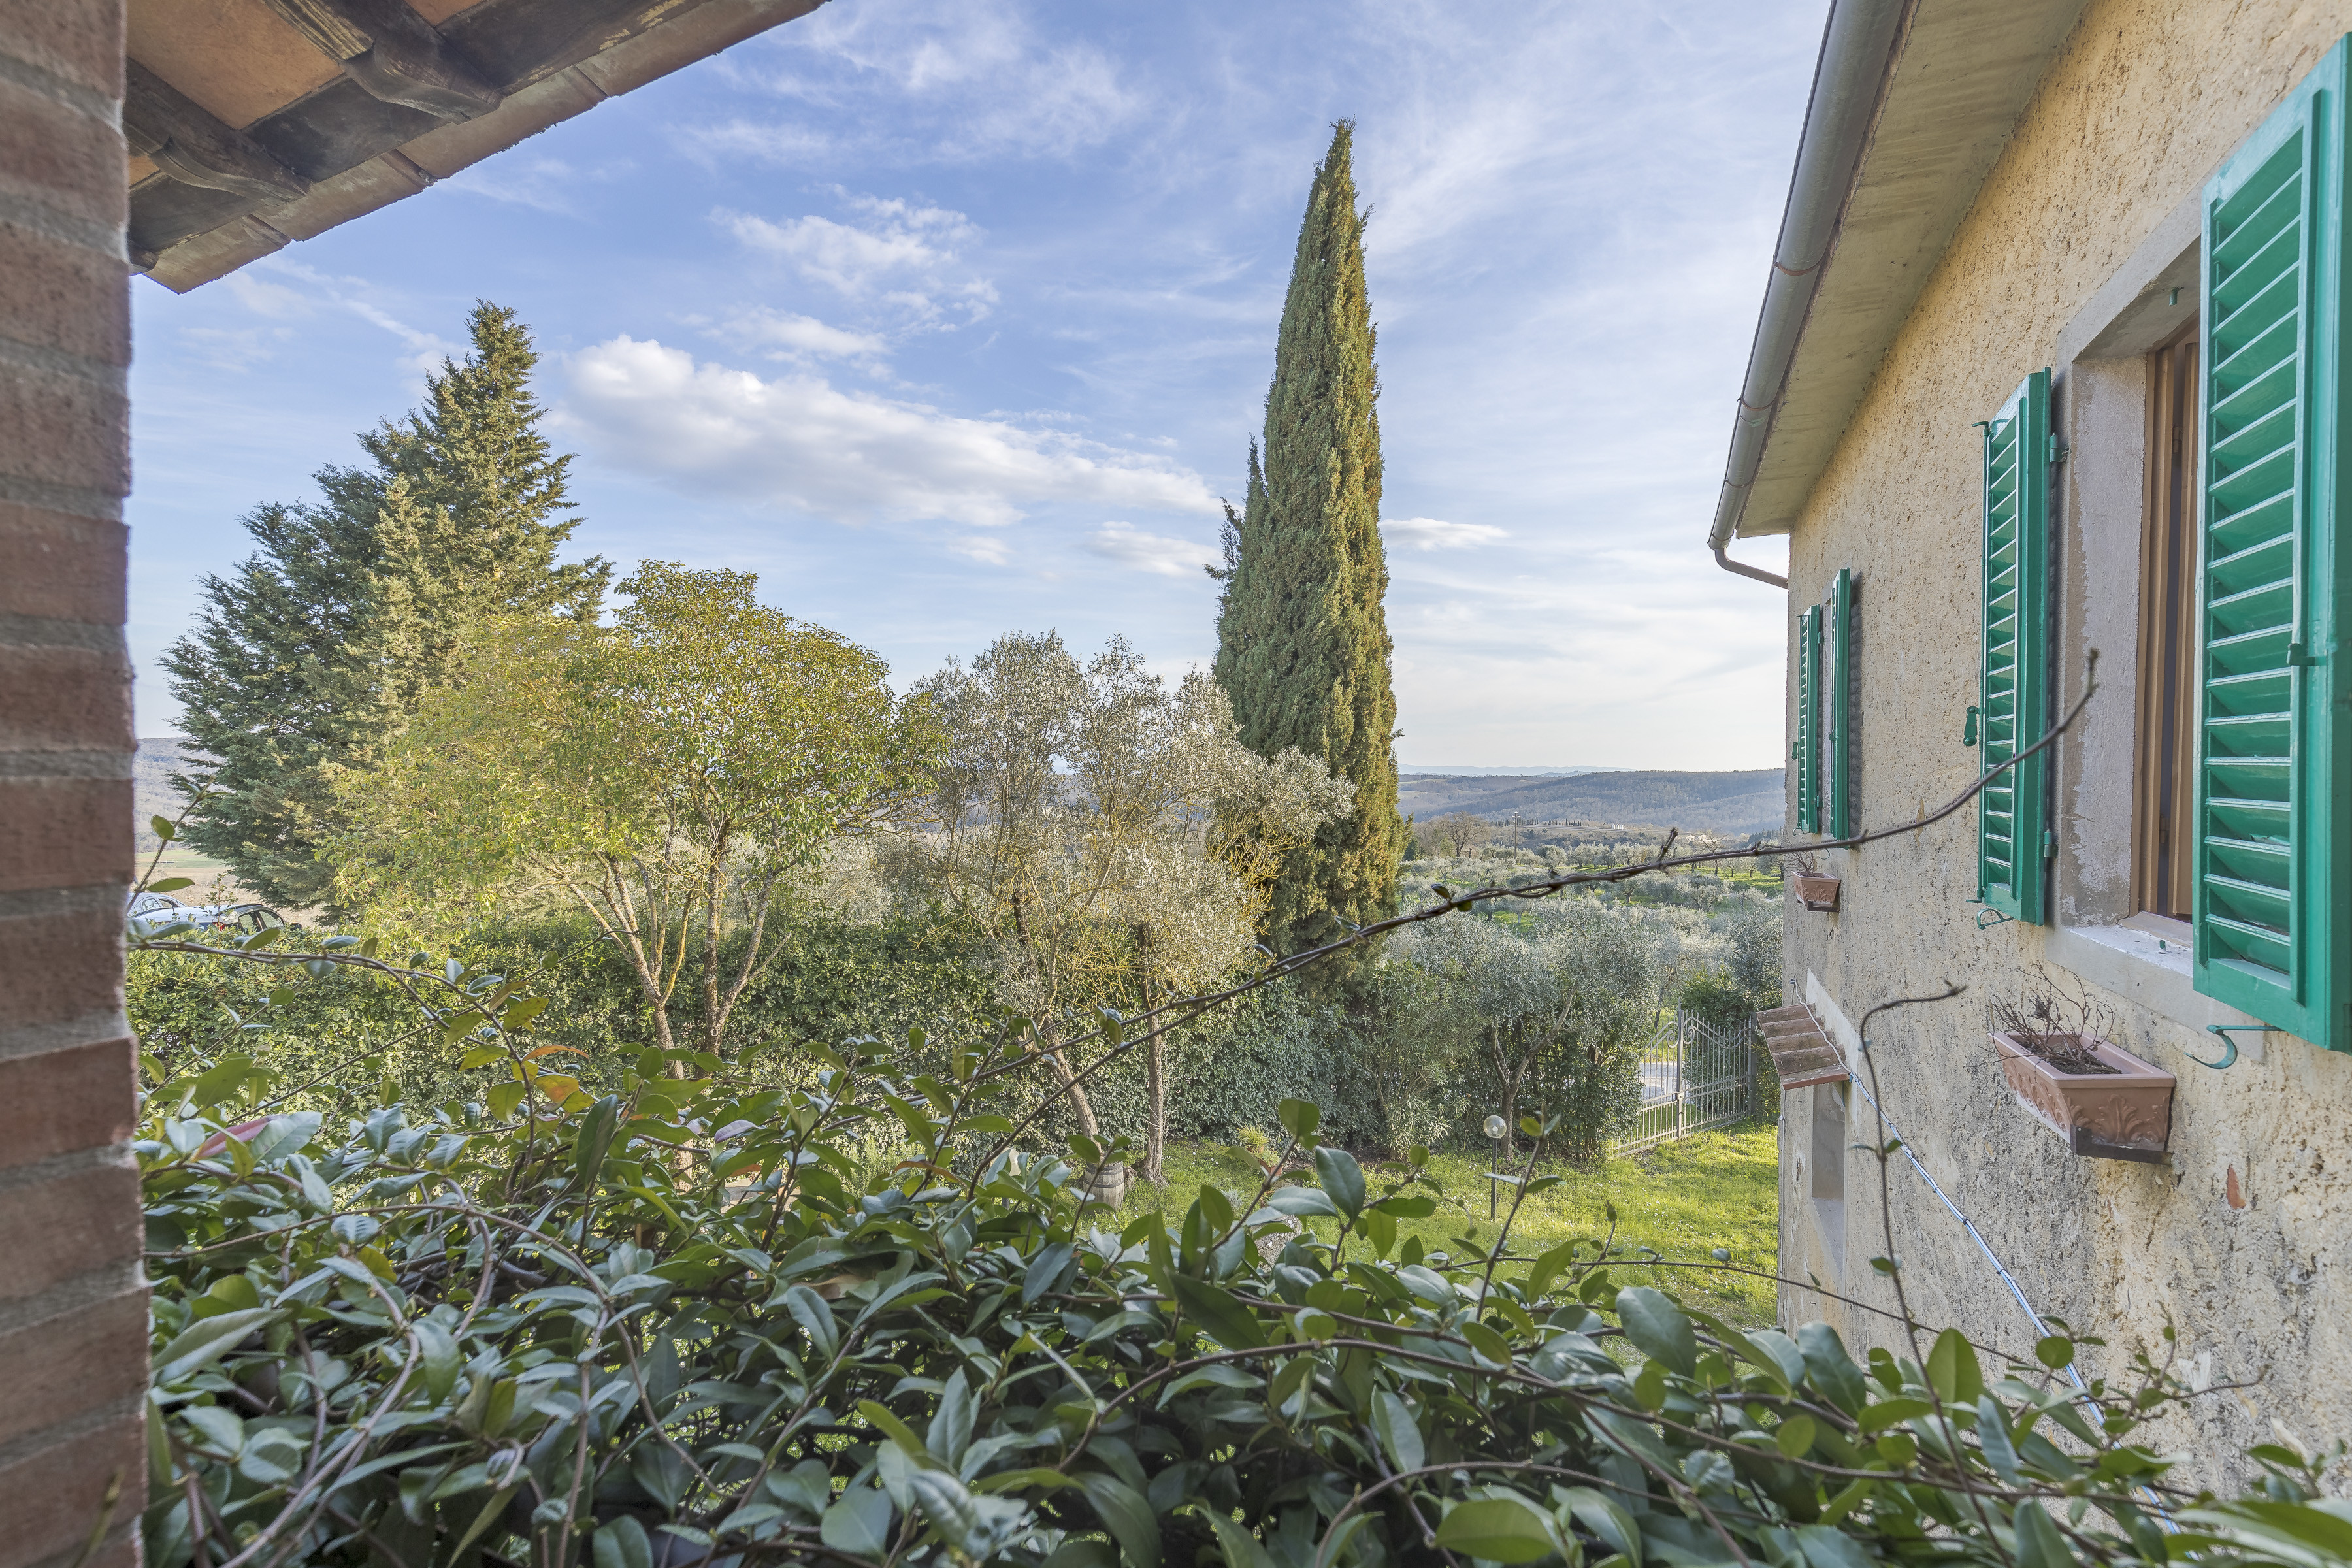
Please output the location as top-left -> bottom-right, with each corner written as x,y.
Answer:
728,308 -> 889,364
708,0 -> 1146,163
1383,517 -> 1508,551
560,336 -> 1218,527
177,326 -> 291,372
218,257 -> 457,384
444,156 -> 583,215
677,119 -> 842,167
727,206 -> 964,287
1086,521 -> 1217,578
720,195 -> 996,322
221,268 -> 316,320
949,534 -> 1011,566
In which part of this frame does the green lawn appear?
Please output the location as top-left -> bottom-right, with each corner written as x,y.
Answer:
1111,1124 -> 1781,1325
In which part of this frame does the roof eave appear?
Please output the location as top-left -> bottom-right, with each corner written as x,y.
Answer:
1709,0 -> 2091,556
137,0 -> 825,293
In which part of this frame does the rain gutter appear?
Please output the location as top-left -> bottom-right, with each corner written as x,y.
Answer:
1707,0 -> 1912,589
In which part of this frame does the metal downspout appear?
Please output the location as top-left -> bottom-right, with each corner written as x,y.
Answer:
1708,0 -> 1912,589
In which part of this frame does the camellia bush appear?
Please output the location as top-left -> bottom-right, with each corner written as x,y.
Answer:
132,917 -> 2352,1568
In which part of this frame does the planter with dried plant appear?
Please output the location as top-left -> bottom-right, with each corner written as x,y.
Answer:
1788,850 -> 1840,912
1990,981 -> 2173,1162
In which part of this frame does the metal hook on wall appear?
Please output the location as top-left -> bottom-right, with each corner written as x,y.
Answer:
1974,906 -> 2013,930
2190,1024 -> 2262,1070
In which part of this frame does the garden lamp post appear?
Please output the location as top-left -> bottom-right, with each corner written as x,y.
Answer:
1482,1113 -> 1507,1217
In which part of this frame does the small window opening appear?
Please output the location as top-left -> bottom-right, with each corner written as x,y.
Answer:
1810,1083 -> 1847,1281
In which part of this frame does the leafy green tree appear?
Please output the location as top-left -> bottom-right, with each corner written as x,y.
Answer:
1213,121 -> 1403,965
1385,902 -> 1656,1164
165,302 -> 608,907
895,632 -> 1348,1187
330,564 -> 940,1060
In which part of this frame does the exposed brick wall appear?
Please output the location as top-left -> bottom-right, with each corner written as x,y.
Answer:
0,2 -> 144,1566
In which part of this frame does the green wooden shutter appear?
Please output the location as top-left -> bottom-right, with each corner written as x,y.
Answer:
1796,604 -> 1821,833
1823,568 -> 1855,838
2193,39 -> 2352,1050
1978,370 -> 2053,923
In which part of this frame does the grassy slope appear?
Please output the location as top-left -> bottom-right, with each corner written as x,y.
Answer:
1112,1125 -> 1780,1325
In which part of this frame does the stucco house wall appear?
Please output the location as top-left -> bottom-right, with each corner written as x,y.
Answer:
1776,0 -> 2352,1487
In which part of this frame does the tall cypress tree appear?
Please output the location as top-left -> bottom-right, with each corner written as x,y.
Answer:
1213,121 -> 1403,960
166,302 -> 609,907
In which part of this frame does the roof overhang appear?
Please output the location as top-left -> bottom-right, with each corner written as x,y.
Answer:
127,0 -> 824,293
1716,0 -> 2090,545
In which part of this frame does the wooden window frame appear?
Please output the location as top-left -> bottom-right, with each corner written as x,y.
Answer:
2134,320 -> 2200,924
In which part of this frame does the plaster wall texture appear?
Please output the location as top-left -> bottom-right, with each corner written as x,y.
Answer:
1774,0 -> 2352,1490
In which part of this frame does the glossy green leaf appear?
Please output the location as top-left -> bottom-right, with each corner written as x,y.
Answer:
594,1518 -> 653,1568
907,1464 -> 1028,1559
1614,1286 -> 1696,1376
2011,1500 -> 2072,1568
1200,1511 -> 1280,1568
929,1368 -> 975,1464
1372,1389 -> 1424,1474
1795,1523 -> 1877,1568
820,1486 -> 893,1555
783,1284 -> 840,1361
1073,1471 -> 1159,1568
415,1317 -> 460,1401
1022,1241 -> 1075,1305
1313,1146 -> 1365,1218
1169,1275 -> 1264,1350
572,1094 -> 622,1191
153,1307 -> 284,1384
1434,1496 -> 1558,1563
1262,1185 -> 1341,1218
1798,1321 -> 1869,1416
1928,1328 -> 1984,1406
1558,1486 -> 1643,1568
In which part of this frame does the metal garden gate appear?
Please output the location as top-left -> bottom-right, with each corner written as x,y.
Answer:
1617,1011 -> 1759,1152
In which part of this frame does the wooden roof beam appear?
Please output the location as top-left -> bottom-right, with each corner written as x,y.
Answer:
260,0 -> 502,120
125,59 -> 311,204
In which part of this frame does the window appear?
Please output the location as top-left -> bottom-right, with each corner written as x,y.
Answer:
2134,323 -> 2200,923
2191,37 -> 2352,1052
1809,1083 -> 1846,1280
1793,578 -> 1852,840
1795,603 -> 1821,833
1978,371 -> 2053,923
1823,568 -> 1857,838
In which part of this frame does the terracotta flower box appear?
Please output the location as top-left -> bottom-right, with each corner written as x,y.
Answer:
1992,1031 -> 2174,1162
1792,872 -> 1841,911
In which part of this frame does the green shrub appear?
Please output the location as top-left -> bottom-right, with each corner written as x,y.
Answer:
1674,970 -> 1754,1026
135,928 -> 2338,1568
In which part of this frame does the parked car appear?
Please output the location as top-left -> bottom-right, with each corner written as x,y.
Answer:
125,890 -> 288,938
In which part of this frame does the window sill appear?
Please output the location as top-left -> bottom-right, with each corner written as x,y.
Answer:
2044,920 -> 2270,1063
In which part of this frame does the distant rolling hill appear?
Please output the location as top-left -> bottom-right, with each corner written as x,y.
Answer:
1398,769 -> 1784,836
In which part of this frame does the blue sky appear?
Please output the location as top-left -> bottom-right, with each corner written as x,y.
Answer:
128,0 -> 1813,768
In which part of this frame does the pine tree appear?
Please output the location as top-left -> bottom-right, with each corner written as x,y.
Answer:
1212,121 -> 1403,962
166,303 -> 610,907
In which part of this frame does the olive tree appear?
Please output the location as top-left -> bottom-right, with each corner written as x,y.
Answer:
1387,898 -> 1659,1163
331,563 -> 939,1060
1426,811 -> 1493,858
892,632 -> 1348,1186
